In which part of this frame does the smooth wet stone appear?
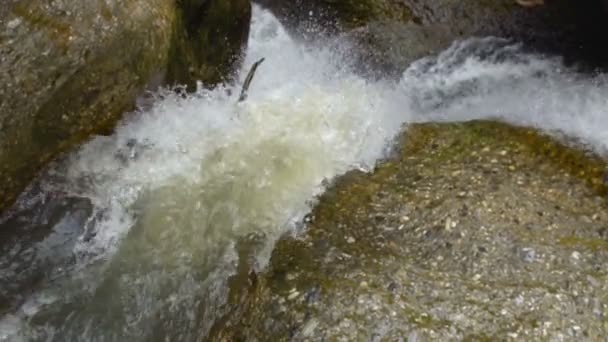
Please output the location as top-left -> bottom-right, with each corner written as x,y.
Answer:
211,120 -> 608,340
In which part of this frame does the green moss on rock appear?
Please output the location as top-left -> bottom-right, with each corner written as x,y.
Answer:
211,121 -> 608,340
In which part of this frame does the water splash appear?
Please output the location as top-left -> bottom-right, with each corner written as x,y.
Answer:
2,6 -> 608,342
1,6 -> 404,341
401,37 -> 608,153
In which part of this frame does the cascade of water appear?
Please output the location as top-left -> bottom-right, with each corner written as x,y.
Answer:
1,5 -> 608,341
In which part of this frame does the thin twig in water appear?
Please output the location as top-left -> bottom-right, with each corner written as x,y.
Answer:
238,58 -> 265,102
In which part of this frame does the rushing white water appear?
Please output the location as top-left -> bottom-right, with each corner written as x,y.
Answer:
1,5 -> 608,342
401,38 -> 608,153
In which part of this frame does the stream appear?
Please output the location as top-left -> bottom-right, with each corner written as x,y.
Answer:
1,5 -> 608,341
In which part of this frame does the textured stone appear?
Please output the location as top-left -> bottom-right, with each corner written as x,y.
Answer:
211,121 -> 608,340
0,0 -> 251,212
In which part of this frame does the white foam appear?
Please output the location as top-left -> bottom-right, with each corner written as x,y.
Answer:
400,37 -> 608,154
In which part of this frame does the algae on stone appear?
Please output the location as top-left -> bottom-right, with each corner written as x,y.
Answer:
211,121 -> 608,340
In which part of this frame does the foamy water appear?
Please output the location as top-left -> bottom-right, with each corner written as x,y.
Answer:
402,37 -> 608,152
2,5 -> 608,342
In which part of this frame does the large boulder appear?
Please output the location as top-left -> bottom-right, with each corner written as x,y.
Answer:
0,0 -> 251,212
210,121 -> 608,340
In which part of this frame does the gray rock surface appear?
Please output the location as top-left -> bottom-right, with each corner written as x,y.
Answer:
0,0 -> 251,212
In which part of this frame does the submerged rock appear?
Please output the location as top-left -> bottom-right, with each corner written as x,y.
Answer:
211,120 -> 608,340
0,0 -> 251,212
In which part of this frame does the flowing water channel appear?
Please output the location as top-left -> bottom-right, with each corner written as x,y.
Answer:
2,5 -> 608,341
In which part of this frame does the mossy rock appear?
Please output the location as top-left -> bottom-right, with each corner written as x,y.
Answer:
210,121 -> 608,340
0,0 -> 251,212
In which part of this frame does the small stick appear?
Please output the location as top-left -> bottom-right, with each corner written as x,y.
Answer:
238,57 -> 265,102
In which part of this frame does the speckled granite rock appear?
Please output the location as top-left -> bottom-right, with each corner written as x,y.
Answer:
211,121 -> 608,340
0,0 -> 251,212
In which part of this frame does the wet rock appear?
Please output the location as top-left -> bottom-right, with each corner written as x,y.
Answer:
0,0 -> 251,212
255,0 -> 414,33
257,0 -> 608,77
0,193 -> 92,315
211,120 -> 608,340
167,0 -> 251,89
339,21 -> 454,79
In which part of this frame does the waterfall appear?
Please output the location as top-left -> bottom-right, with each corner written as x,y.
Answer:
2,5 -> 608,341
